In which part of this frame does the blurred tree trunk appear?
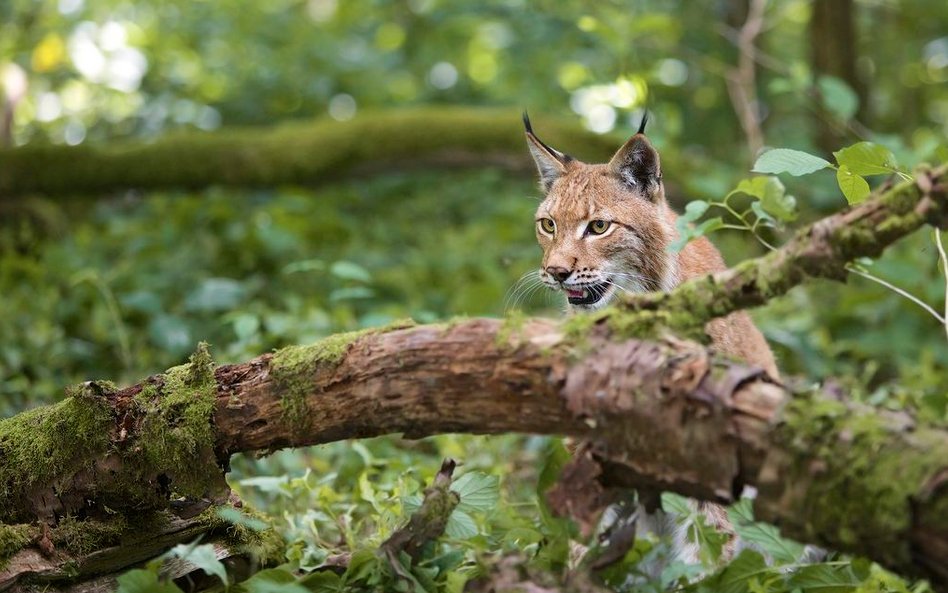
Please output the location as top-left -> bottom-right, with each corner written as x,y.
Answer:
809,0 -> 867,153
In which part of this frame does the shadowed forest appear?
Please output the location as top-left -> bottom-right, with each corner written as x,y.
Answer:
1,1 -> 947,592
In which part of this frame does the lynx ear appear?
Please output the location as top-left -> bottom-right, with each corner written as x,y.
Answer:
609,127 -> 662,201
523,112 -> 570,192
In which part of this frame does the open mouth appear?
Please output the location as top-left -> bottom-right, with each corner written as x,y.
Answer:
564,282 -> 610,306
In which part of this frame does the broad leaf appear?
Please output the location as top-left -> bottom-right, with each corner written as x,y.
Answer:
116,569 -> 184,593
451,471 -> 499,512
833,142 -> 898,176
786,563 -> 864,592
445,509 -> 478,539
817,76 -> 859,121
240,568 -> 311,593
752,149 -> 832,176
734,176 -> 797,221
167,543 -> 228,586
330,260 -> 372,283
700,549 -> 769,593
836,165 -> 871,204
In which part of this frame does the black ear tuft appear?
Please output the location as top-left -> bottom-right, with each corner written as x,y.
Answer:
523,111 -> 571,192
522,110 -> 534,134
637,111 -> 649,135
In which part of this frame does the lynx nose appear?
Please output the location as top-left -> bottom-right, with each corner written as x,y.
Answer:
545,266 -> 572,282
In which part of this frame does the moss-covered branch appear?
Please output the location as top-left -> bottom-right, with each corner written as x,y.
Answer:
614,163 -> 948,331
1,168 -> 947,588
0,107 -> 619,197
1,317 -> 946,588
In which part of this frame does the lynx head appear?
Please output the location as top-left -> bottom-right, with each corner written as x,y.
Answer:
524,113 -> 678,311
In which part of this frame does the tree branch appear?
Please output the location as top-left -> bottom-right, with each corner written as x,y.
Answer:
1,167 -> 946,589
0,108 -> 618,198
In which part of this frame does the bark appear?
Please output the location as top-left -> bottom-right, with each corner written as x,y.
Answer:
1,166 -> 946,589
0,108 -> 619,199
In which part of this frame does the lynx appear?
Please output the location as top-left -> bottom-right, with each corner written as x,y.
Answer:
524,113 -> 778,378
523,113 -> 779,571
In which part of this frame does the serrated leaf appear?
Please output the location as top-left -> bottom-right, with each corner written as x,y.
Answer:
445,509 -> 478,539
753,149 -> 832,176
818,75 -> 859,121
734,176 -> 797,222
786,563 -> 863,592
836,165 -> 871,204
167,542 -> 228,586
700,550 -> 769,593
661,492 -> 692,516
451,471 -> 499,513
733,521 -> 805,564
833,142 -> 898,176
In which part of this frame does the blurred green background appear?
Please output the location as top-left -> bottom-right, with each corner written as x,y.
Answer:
0,1 -> 947,586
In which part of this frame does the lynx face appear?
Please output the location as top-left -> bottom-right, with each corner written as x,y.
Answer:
525,114 -> 678,311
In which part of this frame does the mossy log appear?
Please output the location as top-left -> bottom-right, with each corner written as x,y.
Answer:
0,107 -> 622,198
1,165 -> 946,590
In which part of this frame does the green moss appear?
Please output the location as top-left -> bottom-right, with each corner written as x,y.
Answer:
0,523 -> 35,568
133,342 -> 220,498
197,504 -> 286,566
773,391 -> 948,567
0,389 -> 113,523
52,515 -> 128,556
271,319 -> 415,431
495,310 -> 527,350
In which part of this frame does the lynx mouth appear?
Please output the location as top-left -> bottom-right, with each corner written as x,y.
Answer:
564,282 -> 610,306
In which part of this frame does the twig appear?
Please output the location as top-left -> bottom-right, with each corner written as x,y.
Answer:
725,0 -> 768,160
935,228 -> 948,341
379,459 -> 459,582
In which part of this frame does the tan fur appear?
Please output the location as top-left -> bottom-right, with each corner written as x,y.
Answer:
525,122 -> 780,571
527,131 -> 779,378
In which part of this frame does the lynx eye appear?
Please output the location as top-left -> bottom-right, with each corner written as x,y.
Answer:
587,220 -> 611,235
538,218 -> 556,234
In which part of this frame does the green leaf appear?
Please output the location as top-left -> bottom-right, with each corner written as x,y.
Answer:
298,570 -> 343,593
330,260 -> 372,283
682,200 -> 710,221
240,568 -> 311,593
752,149 -> 833,176
445,509 -> 478,539
215,506 -> 269,532
116,569 -> 184,593
786,563 -> 863,592
817,75 -> 859,121
836,165 -> 871,204
701,549 -> 769,593
451,471 -> 499,513
184,277 -> 246,312
661,492 -> 692,516
166,542 -> 228,586
833,142 -> 898,176
734,176 -> 797,222
727,497 -> 806,564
